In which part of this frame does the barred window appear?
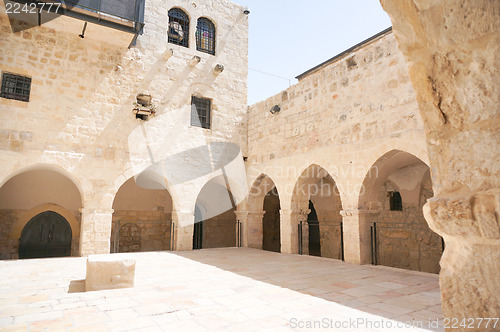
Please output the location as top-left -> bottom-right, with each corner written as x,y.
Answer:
191,96 -> 211,129
389,191 -> 403,211
168,8 -> 189,47
1,72 -> 31,102
196,17 -> 215,55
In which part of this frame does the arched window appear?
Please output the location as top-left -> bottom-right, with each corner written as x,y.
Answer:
168,8 -> 189,47
196,17 -> 215,55
389,191 -> 403,211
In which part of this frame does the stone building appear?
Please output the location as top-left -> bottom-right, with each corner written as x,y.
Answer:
0,0 -> 498,325
0,0 -> 249,257
242,28 -> 442,274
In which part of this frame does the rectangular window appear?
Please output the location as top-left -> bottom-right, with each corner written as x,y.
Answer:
191,96 -> 211,129
1,72 -> 31,102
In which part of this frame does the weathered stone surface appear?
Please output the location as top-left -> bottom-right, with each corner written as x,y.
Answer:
85,254 -> 135,291
380,0 -> 500,325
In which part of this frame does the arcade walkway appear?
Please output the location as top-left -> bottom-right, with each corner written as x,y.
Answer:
0,248 -> 443,331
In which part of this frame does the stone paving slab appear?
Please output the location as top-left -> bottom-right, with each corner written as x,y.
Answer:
0,248 -> 444,331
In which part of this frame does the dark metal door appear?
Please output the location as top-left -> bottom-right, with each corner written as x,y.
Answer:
308,201 -> 321,257
193,206 -> 203,250
19,211 -> 72,259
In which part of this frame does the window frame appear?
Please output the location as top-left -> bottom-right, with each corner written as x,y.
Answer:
0,72 -> 32,102
190,96 -> 212,129
196,17 -> 216,55
168,8 -> 190,48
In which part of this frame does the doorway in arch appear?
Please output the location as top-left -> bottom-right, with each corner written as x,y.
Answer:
193,206 -> 203,250
19,211 -> 72,259
307,201 -> 321,257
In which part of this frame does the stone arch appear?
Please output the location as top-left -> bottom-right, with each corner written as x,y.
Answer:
112,166 -> 181,212
248,173 -> 280,212
289,164 -> 343,258
361,141 -> 430,181
193,174 -> 237,249
111,175 -> 174,253
358,149 -> 428,210
0,166 -> 83,259
12,203 -> 80,240
247,173 -> 281,252
0,163 -> 84,205
358,149 -> 442,273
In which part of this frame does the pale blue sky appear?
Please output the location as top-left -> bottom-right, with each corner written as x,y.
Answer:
231,1 -> 392,105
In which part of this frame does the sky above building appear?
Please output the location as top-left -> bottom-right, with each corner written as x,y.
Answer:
231,1 -> 392,105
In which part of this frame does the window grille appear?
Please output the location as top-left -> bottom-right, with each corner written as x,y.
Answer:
196,18 -> 215,55
168,8 -> 189,47
191,96 -> 211,129
1,72 -> 31,102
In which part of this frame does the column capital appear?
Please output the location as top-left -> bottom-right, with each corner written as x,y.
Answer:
172,210 -> 194,216
425,189 -> 500,242
171,210 -> 194,227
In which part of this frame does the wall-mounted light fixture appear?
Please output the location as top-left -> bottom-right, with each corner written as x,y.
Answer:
133,94 -> 156,120
243,7 -> 250,15
270,105 -> 280,114
213,64 -> 224,75
188,56 -> 201,67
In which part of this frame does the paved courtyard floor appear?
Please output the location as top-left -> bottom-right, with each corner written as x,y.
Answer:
0,248 -> 443,331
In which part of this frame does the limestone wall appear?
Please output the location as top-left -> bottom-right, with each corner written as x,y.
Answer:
247,32 -> 422,170
244,31 -> 430,264
110,212 -> 172,253
0,0 -> 248,255
201,209 -> 236,249
246,31 -> 427,208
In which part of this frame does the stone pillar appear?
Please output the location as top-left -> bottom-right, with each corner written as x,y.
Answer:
79,208 -> 114,256
299,208 -> 311,255
172,211 -> 194,251
280,209 -> 307,254
239,210 -> 265,249
341,209 -> 379,265
235,210 -> 262,248
424,191 -> 500,321
380,0 -> 499,322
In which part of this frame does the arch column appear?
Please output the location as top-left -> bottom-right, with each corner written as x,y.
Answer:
280,209 -> 307,254
341,209 -> 380,265
172,210 -> 194,251
79,208 -> 114,256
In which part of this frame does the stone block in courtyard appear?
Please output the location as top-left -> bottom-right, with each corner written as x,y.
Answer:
85,254 -> 135,291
